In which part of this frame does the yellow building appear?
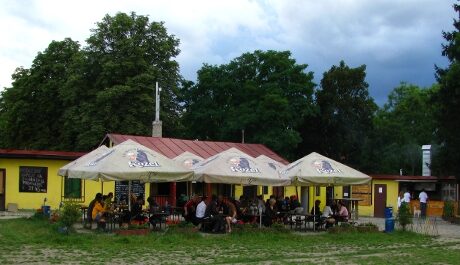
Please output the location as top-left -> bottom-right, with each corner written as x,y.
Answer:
351,175 -> 457,217
0,149 -> 115,210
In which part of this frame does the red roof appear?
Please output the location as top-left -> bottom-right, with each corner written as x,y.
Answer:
371,174 -> 456,181
0,149 -> 85,160
105,133 -> 289,164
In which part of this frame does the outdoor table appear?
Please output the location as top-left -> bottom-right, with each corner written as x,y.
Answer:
145,210 -> 168,229
105,211 -> 121,231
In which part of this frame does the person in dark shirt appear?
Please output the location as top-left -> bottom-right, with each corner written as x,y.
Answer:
263,199 -> 278,227
290,195 -> 300,210
205,195 -> 225,233
131,195 -> 145,222
309,199 -> 322,227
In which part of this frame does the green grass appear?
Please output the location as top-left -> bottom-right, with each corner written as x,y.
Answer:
0,218 -> 459,264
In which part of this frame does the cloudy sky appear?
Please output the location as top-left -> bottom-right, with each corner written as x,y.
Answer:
0,0 -> 455,104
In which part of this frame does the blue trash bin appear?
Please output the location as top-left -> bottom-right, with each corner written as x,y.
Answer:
385,218 -> 395,233
42,206 -> 51,218
384,207 -> 393,218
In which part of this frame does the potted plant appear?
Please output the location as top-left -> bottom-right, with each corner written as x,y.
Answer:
57,202 -> 81,234
397,203 -> 412,231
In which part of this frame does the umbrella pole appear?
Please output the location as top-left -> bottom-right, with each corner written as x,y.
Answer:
128,181 -> 132,211
313,186 -> 316,232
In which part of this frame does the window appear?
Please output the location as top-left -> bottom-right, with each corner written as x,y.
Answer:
64,177 -> 82,198
351,184 -> 372,206
315,186 -> 321,196
263,186 -> 268,195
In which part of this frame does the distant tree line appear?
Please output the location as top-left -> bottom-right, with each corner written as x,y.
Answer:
0,7 -> 458,179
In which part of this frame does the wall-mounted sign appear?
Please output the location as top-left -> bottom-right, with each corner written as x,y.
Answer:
19,166 -> 47,193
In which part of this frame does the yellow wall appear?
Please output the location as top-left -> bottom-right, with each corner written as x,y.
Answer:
358,180 -> 399,217
0,158 -> 115,210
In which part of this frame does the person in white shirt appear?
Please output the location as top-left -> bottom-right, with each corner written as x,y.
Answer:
419,189 -> 428,218
195,197 -> 207,225
321,201 -> 336,229
403,190 -> 411,203
397,191 -> 404,209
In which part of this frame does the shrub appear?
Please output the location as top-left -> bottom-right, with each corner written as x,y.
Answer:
443,201 -> 454,220
58,202 -> 81,230
397,203 -> 412,231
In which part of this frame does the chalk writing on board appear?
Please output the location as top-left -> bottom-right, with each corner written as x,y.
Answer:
19,166 -> 48,193
114,181 -> 145,204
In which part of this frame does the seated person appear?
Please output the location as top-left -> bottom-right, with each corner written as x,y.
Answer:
183,195 -> 199,222
91,194 -> 106,228
218,196 -> 237,233
131,195 -> 146,222
86,193 -> 102,227
263,198 -> 277,227
205,195 -> 225,233
290,196 -> 301,211
309,200 -> 322,226
321,200 -> 336,228
103,192 -> 114,213
257,195 -> 266,214
147,194 -> 160,213
310,199 -> 322,216
194,196 -> 207,226
335,201 -> 349,222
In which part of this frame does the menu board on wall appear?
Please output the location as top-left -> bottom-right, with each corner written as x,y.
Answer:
352,184 -> 372,206
114,180 -> 145,203
19,166 -> 48,193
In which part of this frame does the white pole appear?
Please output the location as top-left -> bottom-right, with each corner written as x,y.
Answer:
155,82 -> 160,122
313,187 -> 316,232
128,181 -> 132,211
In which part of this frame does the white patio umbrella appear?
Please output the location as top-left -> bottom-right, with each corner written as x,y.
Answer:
281,152 -> 371,186
255,155 -> 286,172
173,151 -> 204,196
192,147 -> 291,186
173,151 -> 204,169
58,145 -> 109,177
280,152 -> 371,231
61,139 -> 194,182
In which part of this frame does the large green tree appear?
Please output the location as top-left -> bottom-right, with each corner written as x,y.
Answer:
433,2 -> 460,179
0,12 -> 182,151
0,38 -> 81,150
313,61 -> 377,168
181,50 -> 316,160
362,83 -> 438,175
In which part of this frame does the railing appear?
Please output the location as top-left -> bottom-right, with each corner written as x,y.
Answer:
152,195 -> 169,207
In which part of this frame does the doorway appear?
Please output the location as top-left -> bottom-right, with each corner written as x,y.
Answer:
374,184 -> 387,218
326,186 -> 334,202
0,169 -> 5,211
243,186 -> 257,200
343,186 -> 351,198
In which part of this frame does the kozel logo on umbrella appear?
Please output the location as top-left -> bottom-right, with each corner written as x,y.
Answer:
183,159 -> 201,169
312,160 -> 342,174
125,149 -> 160,168
229,157 -> 260,173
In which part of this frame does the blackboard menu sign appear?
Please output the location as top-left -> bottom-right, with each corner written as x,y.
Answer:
114,181 -> 145,203
19,166 -> 48,193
